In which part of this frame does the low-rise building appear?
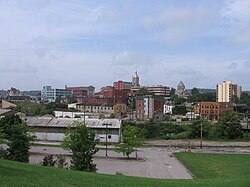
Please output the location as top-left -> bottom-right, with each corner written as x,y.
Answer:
113,81 -> 132,90
41,86 -> 72,102
132,85 -> 170,98
25,117 -> 122,143
136,95 -> 164,121
65,85 -> 95,97
195,102 -> 234,121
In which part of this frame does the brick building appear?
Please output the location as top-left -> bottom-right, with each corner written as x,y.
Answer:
97,87 -> 130,104
113,81 -> 132,90
65,86 -> 95,97
195,102 -> 234,121
136,95 -> 165,121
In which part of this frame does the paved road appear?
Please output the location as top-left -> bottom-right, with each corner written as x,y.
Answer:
29,146 -> 192,179
145,140 -> 250,147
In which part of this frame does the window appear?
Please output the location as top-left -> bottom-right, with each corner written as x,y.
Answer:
108,135 -> 112,139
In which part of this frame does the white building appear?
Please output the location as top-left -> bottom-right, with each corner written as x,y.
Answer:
25,117 -> 122,143
164,104 -> 174,115
216,80 -> 242,102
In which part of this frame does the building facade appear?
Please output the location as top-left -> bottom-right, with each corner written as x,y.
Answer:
113,81 -> 132,90
65,85 -> 95,97
216,80 -> 242,102
25,117 -> 122,143
7,87 -> 22,96
195,102 -> 234,121
136,95 -> 164,120
41,86 -> 72,102
131,85 -> 170,98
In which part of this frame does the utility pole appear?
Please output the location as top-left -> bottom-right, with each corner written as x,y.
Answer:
83,105 -> 86,125
200,121 -> 203,149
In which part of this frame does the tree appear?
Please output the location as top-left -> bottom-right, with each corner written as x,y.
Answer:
67,96 -> 77,104
115,125 -> 144,159
0,127 -> 5,144
0,115 -> 22,138
172,106 -> 187,115
219,111 -> 242,139
63,122 -> 99,172
7,122 -> 35,162
191,87 -> 200,95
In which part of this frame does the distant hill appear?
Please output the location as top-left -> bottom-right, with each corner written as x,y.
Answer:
198,88 -> 216,93
0,90 -> 7,97
186,88 -> 216,94
22,90 -> 40,97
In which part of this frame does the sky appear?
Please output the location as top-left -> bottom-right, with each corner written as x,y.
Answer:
0,0 -> 250,91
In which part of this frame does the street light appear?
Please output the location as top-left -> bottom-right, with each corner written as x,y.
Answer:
102,123 -> 112,157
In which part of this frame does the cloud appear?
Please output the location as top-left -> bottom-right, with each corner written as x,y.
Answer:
144,6 -> 215,44
112,51 -> 154,66
221,0 -> 250,22
221,0 -> 250,46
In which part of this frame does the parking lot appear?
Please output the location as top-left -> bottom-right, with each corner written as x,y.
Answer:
29,146 -> 193,179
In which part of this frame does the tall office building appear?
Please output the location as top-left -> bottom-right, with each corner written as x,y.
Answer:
216,80 -> 242,102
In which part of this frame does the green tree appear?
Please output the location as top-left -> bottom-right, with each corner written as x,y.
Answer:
63,122 -> 99,172
191,87 -> 200,95
7,122 -> 35,162
0,115 -> 22,138
115,125 -> 144,159
0,127 -> 5,144
172,106 -> 187,115
219,111 -> 242,139
67,96 -> 77,104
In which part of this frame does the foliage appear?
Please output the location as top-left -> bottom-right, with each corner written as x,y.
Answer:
218,111 -> 242,139
63,122 -> 98,172
172,105 -> 187,115
56,154 -> 68,169
238,92 -> 250,106
0,115 -> 22,138
42,154 -> 56,167
115,125 -> 144,158
6,122 -> 35,163
14,101 -> 67,116
187,90 -> 216,103
0,127 -> 5,144
67,96 -> 77,104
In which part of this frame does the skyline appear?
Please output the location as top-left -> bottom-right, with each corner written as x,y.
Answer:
1,0 -> 250,90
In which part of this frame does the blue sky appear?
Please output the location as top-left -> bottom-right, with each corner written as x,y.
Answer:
0,0 -> 250,91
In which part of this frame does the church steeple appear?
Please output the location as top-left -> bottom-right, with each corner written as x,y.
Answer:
132,71 -> 140,87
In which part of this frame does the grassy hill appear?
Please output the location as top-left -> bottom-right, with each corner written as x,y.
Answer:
0,153 -> 250,187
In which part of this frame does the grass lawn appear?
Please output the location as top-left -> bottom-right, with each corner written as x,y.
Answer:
0,153 -> 250,187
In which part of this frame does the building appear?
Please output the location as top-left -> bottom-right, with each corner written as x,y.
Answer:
164,104 -> 174,115
76,103 -> 114,116
217,80 -> 242,102
25,117 -> 122,143
175,81 -> 190,98
65,85 -> 95,97
97,87 -> 130,104
1,100 -> 17,109
7,87 -> 22,96
136,95 -> 165,121
0,109 -> 16,118
76,97 -> 113,105
113,81 -> 132,90
132,85 -> 170,98
41,86 -> 72,102
132,71 -> 140,87
195,102 -> 234,121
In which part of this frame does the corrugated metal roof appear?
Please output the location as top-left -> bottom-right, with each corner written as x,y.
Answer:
25,117 -> 121,129
0,109 -> 11,115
